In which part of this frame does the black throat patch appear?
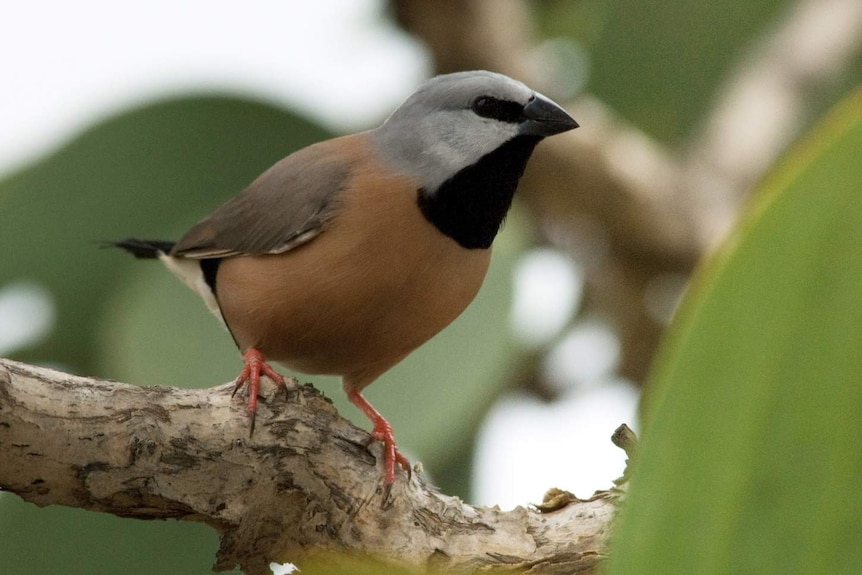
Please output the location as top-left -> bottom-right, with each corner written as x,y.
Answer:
417,135 -> 542,249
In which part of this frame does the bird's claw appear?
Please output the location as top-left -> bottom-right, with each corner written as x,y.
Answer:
370,420 -> 412,484
231,348 -> 287,435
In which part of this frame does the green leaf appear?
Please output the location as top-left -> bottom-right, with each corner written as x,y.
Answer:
606,88 -> 862,573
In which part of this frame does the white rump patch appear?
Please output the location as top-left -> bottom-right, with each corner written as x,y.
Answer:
158,254 -> 224,323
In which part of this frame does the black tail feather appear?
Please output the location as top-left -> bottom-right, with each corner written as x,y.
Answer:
109,238 -> 176,259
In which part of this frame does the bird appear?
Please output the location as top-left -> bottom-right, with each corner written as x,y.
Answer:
112,70 -> 578,488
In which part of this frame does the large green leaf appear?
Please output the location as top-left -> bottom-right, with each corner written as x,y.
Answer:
606,88 -> 862,573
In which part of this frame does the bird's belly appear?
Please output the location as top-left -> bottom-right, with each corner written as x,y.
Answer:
217,242 -> 489,384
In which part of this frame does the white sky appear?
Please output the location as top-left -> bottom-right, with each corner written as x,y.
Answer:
0,0 -> 428,176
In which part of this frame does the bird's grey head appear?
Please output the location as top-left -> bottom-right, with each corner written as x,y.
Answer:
371,70 -> 578,192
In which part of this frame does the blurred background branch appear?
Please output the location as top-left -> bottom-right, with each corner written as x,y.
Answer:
393,0 -> 862,383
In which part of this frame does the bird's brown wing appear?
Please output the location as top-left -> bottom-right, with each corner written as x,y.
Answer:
171,138 -> 352,259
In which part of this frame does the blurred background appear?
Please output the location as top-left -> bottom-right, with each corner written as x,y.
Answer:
1,0 -> 860,573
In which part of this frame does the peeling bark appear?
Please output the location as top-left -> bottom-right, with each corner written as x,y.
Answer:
0,358 -> 617,574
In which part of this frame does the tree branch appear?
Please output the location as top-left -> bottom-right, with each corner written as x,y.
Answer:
0,358 -> 616,574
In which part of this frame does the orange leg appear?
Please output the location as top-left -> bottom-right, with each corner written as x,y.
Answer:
232,348 -> 286,435
346,388 -> 411,486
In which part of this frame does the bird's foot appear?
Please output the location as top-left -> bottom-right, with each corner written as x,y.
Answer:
232,348 -> 287,435
370,417 -> 412,487
347,389 -> 411,490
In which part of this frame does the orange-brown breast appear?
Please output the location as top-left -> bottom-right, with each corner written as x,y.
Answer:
215,137 -> 492,390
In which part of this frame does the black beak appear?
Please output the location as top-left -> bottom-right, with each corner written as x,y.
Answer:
520,92 -> 579,137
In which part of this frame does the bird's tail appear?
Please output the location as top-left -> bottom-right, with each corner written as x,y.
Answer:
109,238 -> 177,259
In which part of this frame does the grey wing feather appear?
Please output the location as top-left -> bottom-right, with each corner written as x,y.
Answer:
171,141 -> 350,259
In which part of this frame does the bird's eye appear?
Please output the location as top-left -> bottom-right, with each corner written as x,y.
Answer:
471,96 -> 524,123
472,96 -> 498,117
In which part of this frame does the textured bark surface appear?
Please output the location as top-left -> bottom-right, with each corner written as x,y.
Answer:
0,358 -> 617,574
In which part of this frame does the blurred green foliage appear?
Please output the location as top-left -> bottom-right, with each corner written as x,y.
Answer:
606,88 -> 862,574
539,0 -> 862,143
